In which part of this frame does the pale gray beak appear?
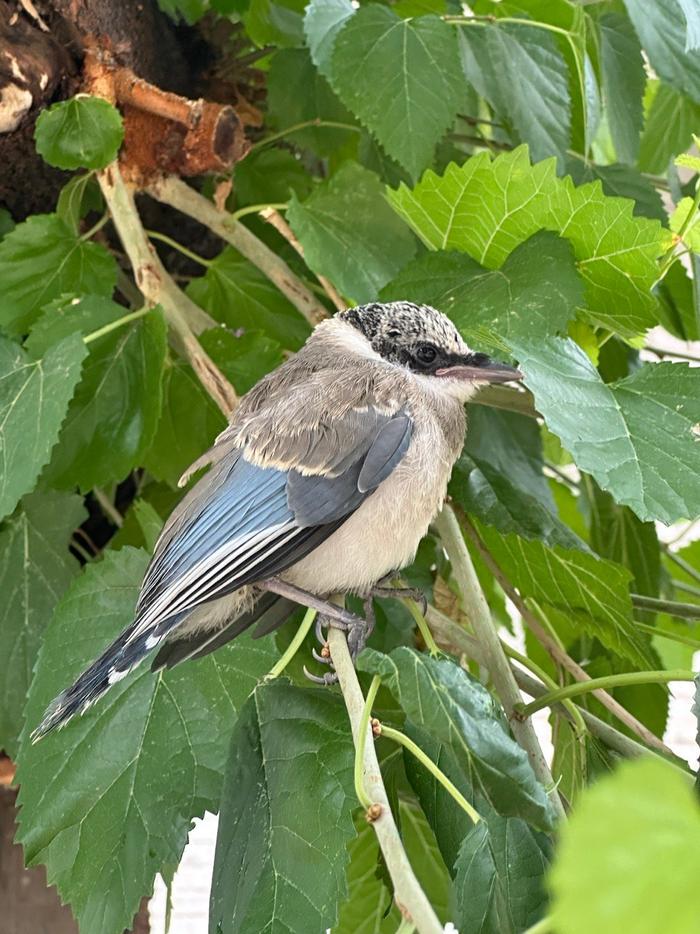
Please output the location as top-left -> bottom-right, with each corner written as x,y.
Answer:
435,358 -> 523,384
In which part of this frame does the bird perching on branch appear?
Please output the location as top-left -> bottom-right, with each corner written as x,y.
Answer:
33,301 -> 522,739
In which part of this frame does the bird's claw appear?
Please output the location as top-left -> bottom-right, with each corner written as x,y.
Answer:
369,581 -> 428,615
303,665 -> 338,686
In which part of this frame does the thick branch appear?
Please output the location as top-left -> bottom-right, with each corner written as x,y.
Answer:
434,506 -> 567,821
97,161 -> 237,416
460,512 -> 676,757
146,175 -> 329,326
327,627 -> 443,934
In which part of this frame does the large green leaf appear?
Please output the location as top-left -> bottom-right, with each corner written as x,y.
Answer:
388,147 -> 666,336
458,21 -> 570,161
304,0 -> 355,76
0,214 -> 117,335
0,491 -> 85,757
639,82 -> 700,174
381,231 -> 582,342
0,334 -> 86,522
624,0 -> 700,104
512,336 -> 700,524
448,407 -> 582,549
328,6 -> 463,178
563,159 -> 666,223
210,680 -> 356,934
549,759 -> 700,934
476,521 -> 653,668
16,547 -> 277,934
267,48 -> 357,157
199,327 -> 284,396
360,647 -> 555,831
598,13 -> 646,164
332,821 -> 399,934
187,247 -> 310,350
27,296 -> 167,491
287,161 -> 416,303
34,96 -> 124,170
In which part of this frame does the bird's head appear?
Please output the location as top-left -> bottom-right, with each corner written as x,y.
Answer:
332,301 -> 522,400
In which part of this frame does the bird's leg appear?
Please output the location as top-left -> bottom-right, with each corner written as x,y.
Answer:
366,575 -> 428,615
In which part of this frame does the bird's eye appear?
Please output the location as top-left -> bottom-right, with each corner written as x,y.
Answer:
414,343 -> 437,366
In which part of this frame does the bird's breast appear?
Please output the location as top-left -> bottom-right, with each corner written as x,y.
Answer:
282,408 -> 463,595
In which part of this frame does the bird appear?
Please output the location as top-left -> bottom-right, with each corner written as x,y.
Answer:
33,301 -> 521,739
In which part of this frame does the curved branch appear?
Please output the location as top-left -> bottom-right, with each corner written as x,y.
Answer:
327,626 -> 443,934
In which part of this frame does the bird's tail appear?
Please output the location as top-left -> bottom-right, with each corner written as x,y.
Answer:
31,613 -> 183,742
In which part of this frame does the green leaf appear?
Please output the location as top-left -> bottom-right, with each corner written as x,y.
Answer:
35,96 -> 124,170
550,758 -> 700,934
0,334 -> 87,522
233,149 -> 314,208
657,259 -> 700,342
157,0 -> 208,23
287,161 -> 416,303
200,326 -> 285,395
678,0 -> 700,50
399,799 -> 453,922
0,491 -> 85,757
475,520 -> 653,668
0,214 -> 117,335
563,158 -> 666,223
267,48 -> 357,157
187,247 -> 310,350
457,21 -> 571,161
16,547 -> 277,934
512,336 -> 700,524
405,725 -> 551,933
329,7 -> 463,178
304,0 -> 355,76
0,208 -> 14,239
639,82 -> 700,175
27,296 -> 167,491
244,0 -> 305,48
624,0 -> 700,104
332,820 -> 399,934
359,647 -> 555,831
388,147 -> 666,336
144,357 -> 226,488
670,196 -> 700,252
210,680 -> 356,934
448,407 -> 583,549
598,13 -> 646,164
382,231 -> 582,343
56,173 -> 104,233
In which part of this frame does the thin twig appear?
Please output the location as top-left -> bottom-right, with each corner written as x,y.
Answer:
434,506 -> 567,820
97,163 -> 237,417
327,626 -> 443,934
631,593 -> 700,620
265,608 -> 317,680
92,488 -> 123,528
145,176 -> 329,326
260,207 -> 346,312
460,512 -> 676,757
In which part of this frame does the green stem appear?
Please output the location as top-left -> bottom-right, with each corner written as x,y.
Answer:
355,675 -> 381,810
634,621 -> 700,651
656,182 -> 700,283
80,211 -> 110,241
396,921 -> 416,934
502,642 -> 587,740
666,550 -> 700,586
265,607 -> 317,680
519,670 -> 695,718
230,202 -> 288,222
523,917 -> 554,934
92,487 -> 123,528
672,579 -> 700,599
146,230 -> 212,267
83,306 -> 150,344
381,724 -> 482,825
400,596 -> 441,657
250,119 -> 361,152
631,593 -> 700,620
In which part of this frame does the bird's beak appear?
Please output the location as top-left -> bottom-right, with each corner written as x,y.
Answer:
435,358 -> 523,384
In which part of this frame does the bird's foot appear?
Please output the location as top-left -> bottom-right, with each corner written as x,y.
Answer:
367,577 -> 428,615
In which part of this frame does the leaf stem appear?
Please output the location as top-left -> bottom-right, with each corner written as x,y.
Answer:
265,607 -> 317,680
249,119 -> 361,152
80,211 -> 110,241
434,506 -> 567,820
630,593 -> 700,620
354,675 -> 381,810
146,230 -> 212,267
83,306 -> 150,344
655,181 -> 700,284
92,487 -> 123,528
380,724 -> 482,825
230,202 -> 288,222
518,669 -> 695,718
672,579 -> 700,599
633,621 -> 700,651
667,550 -> 700,586
400,596 -> 441,657
327,624 -> 443,934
